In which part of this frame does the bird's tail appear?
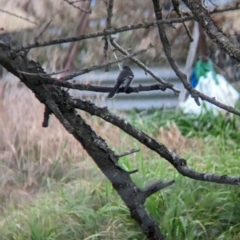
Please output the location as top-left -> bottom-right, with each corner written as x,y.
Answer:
107,82 -> 121,98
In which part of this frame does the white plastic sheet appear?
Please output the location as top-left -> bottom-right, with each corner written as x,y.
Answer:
180,71 -> 240,115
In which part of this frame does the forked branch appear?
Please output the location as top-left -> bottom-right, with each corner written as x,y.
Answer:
14,2 -> 240,52
151,0 -> 240,117
71,98 -> 240,186
0,43 -> 171,240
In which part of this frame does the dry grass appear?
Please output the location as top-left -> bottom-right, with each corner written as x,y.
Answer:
0,75 -> 124,209
0,73 -> 203,211
1,77 -> 240,239
157,122 -> 204,155
0,2 -> 240,239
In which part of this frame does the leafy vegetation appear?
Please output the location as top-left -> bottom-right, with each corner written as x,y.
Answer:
129,107 -> 240,140
1,90 -> 240,240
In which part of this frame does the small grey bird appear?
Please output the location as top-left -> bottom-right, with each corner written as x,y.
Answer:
107,66 -> 134,98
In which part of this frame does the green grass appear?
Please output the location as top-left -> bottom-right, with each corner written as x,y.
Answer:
129,108 -> 240,140
1,109 -> 240,240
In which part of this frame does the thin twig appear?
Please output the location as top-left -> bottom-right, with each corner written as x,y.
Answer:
14,17 -> 191,52
128,169 -> 139,174
60,43 -> 153,81
171,0 -> 193,42
117,149 -> 140,158
34,19 -> 53,42
0,8 -> 38,25
71,0 -> 91,2
15,3 -> 240,52
107,37 -> 122,70
63,0 -> 92,13
104,0 -> 114,71
140,180 -> 175,201
178,21 -> 199,104
17,69 -> 69,76
34,4 -> 65,44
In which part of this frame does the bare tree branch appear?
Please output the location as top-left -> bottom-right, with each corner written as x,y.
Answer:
14,3 -> 240,52
34,19 -> 53,43
0,45 -> 168,240
182,0 -> 240,15
63,0 -> 92,13
17,69 -> 69,76
103,0 -> 114,71
71,98 -> 240,186
116,148 -> 140,158
0,8 -> 38,25
182,0 -> 240,62
1,1 -> 240,239
60,0 -> 92,79
37,77 -> 173,94
110,38 -> 180,94
59,43 -> 153,81
139,180 -> 175,201
171,0 -> 193,42
14,19 -> 174,52
151,0 -> 240,117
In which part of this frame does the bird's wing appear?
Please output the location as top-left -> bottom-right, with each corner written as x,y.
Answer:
107,81 -> 122,98
124,75 -> 134,91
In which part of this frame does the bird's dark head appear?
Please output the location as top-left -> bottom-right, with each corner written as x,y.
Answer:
123,65 -> 131,70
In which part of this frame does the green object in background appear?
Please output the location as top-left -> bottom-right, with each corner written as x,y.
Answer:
194,60 -> 218,84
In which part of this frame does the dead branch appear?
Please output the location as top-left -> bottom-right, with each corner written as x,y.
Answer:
14,2 -> 240,53
1,1 -> 240,239
0,8 -> 38,25
0,43 -> 169,240
151,0 -> 240,117
171,0 -> 193,42
63,0 -> 92,13
60,0 -> 92,79
71,98 -> 240,186
182,0 -> 240,62
116,148 -> 140,158
60,43 -> 153,81
110,38 -> 180,94
139,180 -> 175,201
103,0 -> 114,71
35,78 -> 173,94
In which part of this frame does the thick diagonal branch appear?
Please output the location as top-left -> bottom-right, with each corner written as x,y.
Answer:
103,0 -> 114,71
71,98 -> 240,186
182,0 -> 240,62
0,44 -> 168,240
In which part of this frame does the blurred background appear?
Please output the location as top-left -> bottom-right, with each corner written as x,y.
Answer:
1,1 -> 240,240
0,0 -> 240,110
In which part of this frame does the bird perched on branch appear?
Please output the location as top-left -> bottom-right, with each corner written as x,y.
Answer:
107,65 -> 134,98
